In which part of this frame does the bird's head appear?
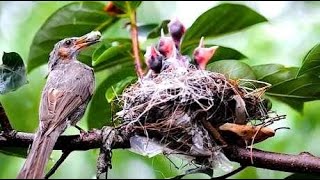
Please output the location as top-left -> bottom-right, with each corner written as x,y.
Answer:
144,46 -> 164,74
168,18 -> 186,48
193,37 -> 218,70
48,31 -> 101,70
145,46 -> 162,64
157,29 -> 176,58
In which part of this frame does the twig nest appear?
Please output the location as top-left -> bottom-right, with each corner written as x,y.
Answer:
114,64 -> 283,170
113,16 -> 287,175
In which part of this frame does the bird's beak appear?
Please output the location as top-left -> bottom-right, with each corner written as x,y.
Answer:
75,31 -> 102,51
151,46 -> 161,57
198,37 -> 205,48
208,46 -> 219,55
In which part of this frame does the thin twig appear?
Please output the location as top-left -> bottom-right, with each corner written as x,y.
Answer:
201,118 -> 227,146
0,105 -> 13,132
45,150 -> 72,179
129,10 -> 144,78
211,165 -> 247,179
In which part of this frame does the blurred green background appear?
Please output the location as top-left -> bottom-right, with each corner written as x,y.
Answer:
1,1 -> 320,179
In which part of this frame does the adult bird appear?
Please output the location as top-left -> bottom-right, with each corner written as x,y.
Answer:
17,31 -> 101,179
193,37 -> 218,70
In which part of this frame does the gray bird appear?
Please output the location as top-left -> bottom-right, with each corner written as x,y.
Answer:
17,31 -> 101,179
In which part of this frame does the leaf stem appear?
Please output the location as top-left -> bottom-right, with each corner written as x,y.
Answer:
127,3 -> 143,78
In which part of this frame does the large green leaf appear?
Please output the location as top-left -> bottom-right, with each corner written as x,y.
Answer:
285,173 -> 320,179
146,20 -> 170,39
138,24 -> 159,38
181,3 -> 268,53
251,64 -> 320,111
87,64 -> 135,129
105,76 -> 137,103
297,43 -> 320,77
268,73 -> 320,102
27,1 -> 119,72
207,60 -> 256,80
0,147 -> 27,158
0,52 -> 28,94
93,42 -> 132,67
92,39 -> 133,71
252,64 -> 298,85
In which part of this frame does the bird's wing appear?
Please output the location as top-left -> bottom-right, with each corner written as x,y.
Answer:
40,88 -> 83,135
39,64 -> 94,135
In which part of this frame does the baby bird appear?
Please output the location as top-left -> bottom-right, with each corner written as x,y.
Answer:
193,37 -> 219,70
144,46 -> 164,78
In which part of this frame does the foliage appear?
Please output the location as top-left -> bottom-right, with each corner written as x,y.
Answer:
0,52 -> 27,94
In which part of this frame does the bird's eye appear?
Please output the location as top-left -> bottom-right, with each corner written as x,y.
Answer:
65,40 -> 72,46
193,50 -> 199,57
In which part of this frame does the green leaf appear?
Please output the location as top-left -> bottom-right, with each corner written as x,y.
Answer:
285,173 -> 320,179
297,43 -> 320,77
268,73 -> 320,102
105,76 -> 137,103
78,44 -> 101,67
87,64 -> 136,129
251,64 -> 286,81
0,147 -> 27,158
147,20 -> 170,39
27,1 -> 119,72
0,52 -> 28,94
207,60 -> 256,80
183,45 -> 246,63
181,3 -> 268,53
112,1 -> 142,13
93,43 -> 132,67
251,64 -> 320,112
138,24 -> 159,38
92,39 -> 133,72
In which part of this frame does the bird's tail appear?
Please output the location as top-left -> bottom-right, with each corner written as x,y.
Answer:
17,127 -> 62,179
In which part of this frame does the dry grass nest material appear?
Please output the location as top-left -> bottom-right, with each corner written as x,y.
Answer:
115,64 -> 285,169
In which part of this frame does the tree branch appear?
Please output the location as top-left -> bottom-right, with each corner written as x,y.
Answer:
1,130 -> 320,175
0,130 -> 129,151
223,146 -> 320,174
0,106 -> 13,132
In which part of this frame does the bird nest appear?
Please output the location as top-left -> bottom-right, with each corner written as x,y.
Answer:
114,64 -> 285,171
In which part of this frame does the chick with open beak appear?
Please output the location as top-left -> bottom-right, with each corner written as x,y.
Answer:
145,46 -> 164,74
157,33 -> 176,59
193,37 -> 218,70
17,31 -> 101,179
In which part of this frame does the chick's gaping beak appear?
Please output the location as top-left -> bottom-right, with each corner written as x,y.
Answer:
75,31 -> 102,50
